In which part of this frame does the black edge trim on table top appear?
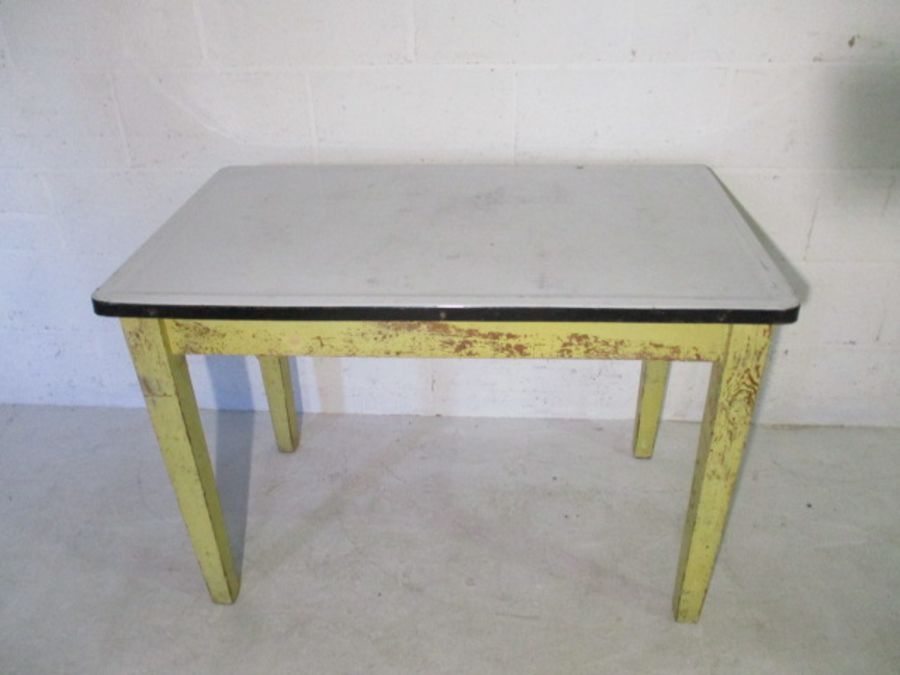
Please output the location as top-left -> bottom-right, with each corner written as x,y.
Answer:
93,298 -> 800,324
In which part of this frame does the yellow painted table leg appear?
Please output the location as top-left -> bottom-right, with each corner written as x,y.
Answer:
122,318 -> 240,604
673,324 -> 771,622
258,355 -> 300,452
633,360 -> 671,459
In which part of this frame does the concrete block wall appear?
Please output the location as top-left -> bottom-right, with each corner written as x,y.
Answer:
1,1 -> 898,426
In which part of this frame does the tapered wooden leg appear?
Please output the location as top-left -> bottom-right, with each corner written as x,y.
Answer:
633,360 -> 671,458
673,324 -> 771,622
258,356 -> 300,452
122,318 -> 240,604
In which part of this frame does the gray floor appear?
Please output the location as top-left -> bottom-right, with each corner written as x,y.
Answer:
1,405 -> 898,674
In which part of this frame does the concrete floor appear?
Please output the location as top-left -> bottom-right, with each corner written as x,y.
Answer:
0,405 -> 898,674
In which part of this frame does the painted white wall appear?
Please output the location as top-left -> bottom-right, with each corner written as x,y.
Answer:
1,1 -> 898,426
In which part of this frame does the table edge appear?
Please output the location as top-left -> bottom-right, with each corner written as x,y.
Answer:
92,298 -> 800,325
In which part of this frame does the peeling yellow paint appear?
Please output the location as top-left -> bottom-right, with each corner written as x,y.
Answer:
672,324 -> 771,622
121,318 -> 240,604
164,319 -> 729,362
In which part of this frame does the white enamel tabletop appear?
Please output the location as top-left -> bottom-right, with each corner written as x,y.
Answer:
92,164 -> 799,323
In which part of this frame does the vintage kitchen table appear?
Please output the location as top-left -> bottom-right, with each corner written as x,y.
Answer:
92,165 -> 800,622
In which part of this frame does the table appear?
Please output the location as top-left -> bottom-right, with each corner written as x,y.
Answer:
92,164 -> 799,622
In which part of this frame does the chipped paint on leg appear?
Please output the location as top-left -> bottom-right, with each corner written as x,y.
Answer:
121,318 -> 240,604
673,324 -> 771,622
